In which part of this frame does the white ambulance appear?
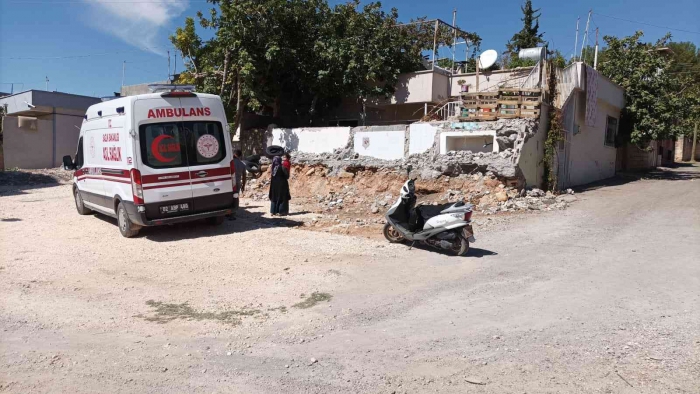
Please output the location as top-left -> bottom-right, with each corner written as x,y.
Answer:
63,85 -> 239,237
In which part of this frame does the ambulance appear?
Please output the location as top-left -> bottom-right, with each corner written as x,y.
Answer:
62,85 -> 239,237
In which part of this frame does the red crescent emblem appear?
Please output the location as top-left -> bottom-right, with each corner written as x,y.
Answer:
151,135 -> 177,163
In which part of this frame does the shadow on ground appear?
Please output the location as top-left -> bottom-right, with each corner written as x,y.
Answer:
0,171 -> 65,197
407,242 -> 498,258
575,164 -> 700,193
93,208 -> 305,242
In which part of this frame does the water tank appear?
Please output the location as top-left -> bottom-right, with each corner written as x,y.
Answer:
518,47 -> 545,61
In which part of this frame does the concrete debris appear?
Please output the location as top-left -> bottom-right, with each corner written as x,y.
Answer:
286,118 -> 538,182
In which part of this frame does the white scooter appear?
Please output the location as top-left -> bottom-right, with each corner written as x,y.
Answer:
383,166 -> 476,256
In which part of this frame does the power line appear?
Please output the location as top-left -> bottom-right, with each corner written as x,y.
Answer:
1,48 -> 170,60
2,0 -> 210,3
593,12 -> 700,36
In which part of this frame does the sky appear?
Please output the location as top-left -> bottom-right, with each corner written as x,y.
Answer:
1,0 -> 698,98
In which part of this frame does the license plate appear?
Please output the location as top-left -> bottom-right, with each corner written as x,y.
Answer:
160,203 -> 189,214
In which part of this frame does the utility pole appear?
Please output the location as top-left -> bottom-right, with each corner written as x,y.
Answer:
451,9 -> 457,73
593,28 -> 599,70
692,121 -> 698,163
573,17 -> 580,62
580,10 -> 591,62
431,20 -> 439,70
167,50 -> 171,82
121,61 -> 126,87
45,76 -> 49,91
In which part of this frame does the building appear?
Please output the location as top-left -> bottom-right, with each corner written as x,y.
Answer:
554,62 -> 625,188
675,133 -> 700,162
0,90 -> 101,169
317,66 -> 537,126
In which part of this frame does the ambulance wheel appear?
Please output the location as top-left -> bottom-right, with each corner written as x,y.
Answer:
117,202 -> 140,238
207,216 -> 225,225
74,187 -> 92,215
383,223 -> 405,243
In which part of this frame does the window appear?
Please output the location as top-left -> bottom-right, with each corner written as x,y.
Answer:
140,122 -> 186,169
605,116 -> 618,147
184,121 -> 225,166
75,137 -> 84,169
139,121 -> 225,168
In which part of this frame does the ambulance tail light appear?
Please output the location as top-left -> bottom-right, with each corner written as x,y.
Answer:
230,159 -> 238,193
130,168 -> 144,204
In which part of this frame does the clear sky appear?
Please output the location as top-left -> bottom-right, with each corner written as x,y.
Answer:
1,0 -> 698,98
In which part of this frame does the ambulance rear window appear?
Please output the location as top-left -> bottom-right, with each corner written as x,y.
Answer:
139,122 -> 185,168
185,121 -> 225,166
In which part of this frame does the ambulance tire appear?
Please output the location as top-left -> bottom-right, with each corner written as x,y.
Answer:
74,187 -> 93,215
207,216 -> 225,225
117,202 -> 140,238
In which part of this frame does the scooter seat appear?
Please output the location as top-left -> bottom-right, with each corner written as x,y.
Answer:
417,204 -> 454,221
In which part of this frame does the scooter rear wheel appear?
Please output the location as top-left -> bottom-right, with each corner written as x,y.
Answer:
383,223 -> 405,243
451,235 -> 470,256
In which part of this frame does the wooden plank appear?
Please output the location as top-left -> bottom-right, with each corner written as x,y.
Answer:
497,100 -> 521,106
519,88 -> 542,92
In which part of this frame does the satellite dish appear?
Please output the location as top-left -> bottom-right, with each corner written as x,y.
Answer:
479,49 -> 498,69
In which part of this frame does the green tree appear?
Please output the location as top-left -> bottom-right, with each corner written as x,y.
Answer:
171,0 -> 480,130
505,0 -> 546,67
549,49 -> 567,68
598,32 -> 693,145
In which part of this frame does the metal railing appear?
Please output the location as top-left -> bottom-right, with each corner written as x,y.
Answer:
435,101 -> 461,120
520,60 -> 541,89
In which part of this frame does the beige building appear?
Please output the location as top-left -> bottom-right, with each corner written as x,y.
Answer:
0,90 -> 101,169
552,63 -> 625,188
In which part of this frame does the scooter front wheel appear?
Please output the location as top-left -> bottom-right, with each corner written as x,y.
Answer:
383,223 -> 405,243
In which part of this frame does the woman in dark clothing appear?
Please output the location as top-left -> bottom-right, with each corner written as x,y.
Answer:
269,156 -> 291,216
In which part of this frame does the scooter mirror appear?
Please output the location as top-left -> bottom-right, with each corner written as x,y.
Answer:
406,165 -> 412,177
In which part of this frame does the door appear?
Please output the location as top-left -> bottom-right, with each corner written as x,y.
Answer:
184,120 -> 234,213
75,134 -> 106,208
138,120 -> 194,220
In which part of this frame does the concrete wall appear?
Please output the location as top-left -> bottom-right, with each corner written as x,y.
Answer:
518,106 -> 548,188
271,127 -> 351,154
567,100 -> 619,186
3,116 -> 54,169
449,68 -> 534,96
53,114 -> 84,166
439,130 -> 498,154
408,123 -> 437,155
391,71 -> 436,104
432,72 -> 450,103
2,113 -> 83,169
596,74 -> 625,110
353,129 -> 405,160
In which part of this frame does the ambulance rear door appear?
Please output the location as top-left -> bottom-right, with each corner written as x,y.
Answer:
134,96 -> 194,220
178,96 -> 234,214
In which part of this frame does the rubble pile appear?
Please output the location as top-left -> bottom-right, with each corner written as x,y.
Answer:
286,118 -> 538,181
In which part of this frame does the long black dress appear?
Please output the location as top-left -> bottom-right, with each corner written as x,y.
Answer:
269,161 -> 291,215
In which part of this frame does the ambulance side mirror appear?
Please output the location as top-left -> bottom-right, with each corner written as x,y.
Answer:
62,155 -> 75,171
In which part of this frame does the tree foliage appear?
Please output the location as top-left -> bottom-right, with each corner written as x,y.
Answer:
170,0 -> 480,129
505,0 -> 546,68
598,32 -> 695,145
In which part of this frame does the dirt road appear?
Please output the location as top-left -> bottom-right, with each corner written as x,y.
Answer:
1,166 -> 699,393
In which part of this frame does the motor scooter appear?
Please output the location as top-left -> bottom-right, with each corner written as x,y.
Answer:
383,166 -> 475,256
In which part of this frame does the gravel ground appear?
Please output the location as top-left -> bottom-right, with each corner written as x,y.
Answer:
1,165 -> 699,393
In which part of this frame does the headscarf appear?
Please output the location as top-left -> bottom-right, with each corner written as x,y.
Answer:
271,156 -> 282,177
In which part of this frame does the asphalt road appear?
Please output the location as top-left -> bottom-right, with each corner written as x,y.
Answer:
1,165 -> 699,393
